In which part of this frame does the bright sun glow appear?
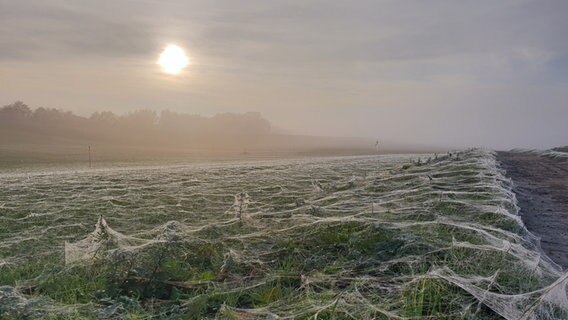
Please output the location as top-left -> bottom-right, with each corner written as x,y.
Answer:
158,44 -> 189,75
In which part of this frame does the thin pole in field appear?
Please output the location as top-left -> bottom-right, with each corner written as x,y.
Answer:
375,140 -> 380,172
88,145 -> 92,168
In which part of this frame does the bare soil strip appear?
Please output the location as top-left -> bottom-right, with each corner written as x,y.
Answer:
497,151 -> 568,268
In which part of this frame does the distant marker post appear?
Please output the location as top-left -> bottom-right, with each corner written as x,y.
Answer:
375,140 -> 380,172
88,145 -> 92,168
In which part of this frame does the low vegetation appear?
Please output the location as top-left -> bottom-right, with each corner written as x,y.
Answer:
1,150 -> 565,319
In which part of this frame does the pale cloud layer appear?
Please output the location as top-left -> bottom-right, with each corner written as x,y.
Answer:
1,0 -> 567,149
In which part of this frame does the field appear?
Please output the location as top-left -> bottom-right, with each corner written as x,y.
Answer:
0,150 -> 566,319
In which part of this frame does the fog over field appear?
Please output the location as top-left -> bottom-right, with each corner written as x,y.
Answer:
0,101 -> 398,168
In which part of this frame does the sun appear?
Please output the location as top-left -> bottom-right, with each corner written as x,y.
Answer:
158,44 -> 189,75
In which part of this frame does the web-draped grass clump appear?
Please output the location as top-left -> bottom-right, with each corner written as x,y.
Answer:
0,150 -> 566,319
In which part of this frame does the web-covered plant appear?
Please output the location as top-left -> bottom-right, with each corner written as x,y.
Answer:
1,150 -> 567,319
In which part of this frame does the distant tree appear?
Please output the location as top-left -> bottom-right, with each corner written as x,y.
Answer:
33,107 -> 61,121
159,110 -> 181,127
1,101 -> 274,147
121,109 -> 158,128
0,101 -> 32,120
90,111 -> 118,124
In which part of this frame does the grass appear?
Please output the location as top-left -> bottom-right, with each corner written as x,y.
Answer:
0,149 -> 562,319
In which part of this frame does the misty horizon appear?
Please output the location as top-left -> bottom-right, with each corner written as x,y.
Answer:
1,99 -> 564,151
0,100 -> 462,151
1,101 -> 394,167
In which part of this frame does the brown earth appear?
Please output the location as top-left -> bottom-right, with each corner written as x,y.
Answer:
497,151 -> 568,268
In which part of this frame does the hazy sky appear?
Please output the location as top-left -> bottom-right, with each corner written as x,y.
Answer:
1,0 -> 567,149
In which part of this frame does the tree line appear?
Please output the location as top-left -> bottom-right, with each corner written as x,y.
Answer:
0,101 -> 272,147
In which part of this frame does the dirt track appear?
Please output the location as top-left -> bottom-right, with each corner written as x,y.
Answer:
497,151 -> 568,268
